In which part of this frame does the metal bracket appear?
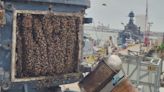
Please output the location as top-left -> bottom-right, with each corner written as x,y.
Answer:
23,84 -> 28,92
0,43 -> 11,50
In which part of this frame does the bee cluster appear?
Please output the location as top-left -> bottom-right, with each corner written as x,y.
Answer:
0,10 -> 5,26
16,13 -> 81,78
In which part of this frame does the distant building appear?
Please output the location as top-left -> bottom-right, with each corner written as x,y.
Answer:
84,25 -> 121,47
135,15 -> 146,32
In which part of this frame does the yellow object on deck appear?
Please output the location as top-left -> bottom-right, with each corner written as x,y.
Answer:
85,48 -> 106,64
97,48 -> 106,55
86,55 -> 96,64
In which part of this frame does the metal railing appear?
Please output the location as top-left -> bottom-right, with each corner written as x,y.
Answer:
119,54 -> 161,92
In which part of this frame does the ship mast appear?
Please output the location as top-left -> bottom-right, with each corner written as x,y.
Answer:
145,0 -> 148,29
144,0 -> 149,46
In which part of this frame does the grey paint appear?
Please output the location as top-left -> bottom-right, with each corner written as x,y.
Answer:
4,0 -> 90,8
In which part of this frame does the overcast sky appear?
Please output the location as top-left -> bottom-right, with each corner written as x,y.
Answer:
85,0 -> 164,32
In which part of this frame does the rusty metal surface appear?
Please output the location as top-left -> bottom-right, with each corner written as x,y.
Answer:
112,78 -> 138,92
79,61 -> 116,92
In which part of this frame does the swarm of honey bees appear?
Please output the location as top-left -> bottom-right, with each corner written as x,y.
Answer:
15,13 -> 81,78
0,10 -> 5,26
